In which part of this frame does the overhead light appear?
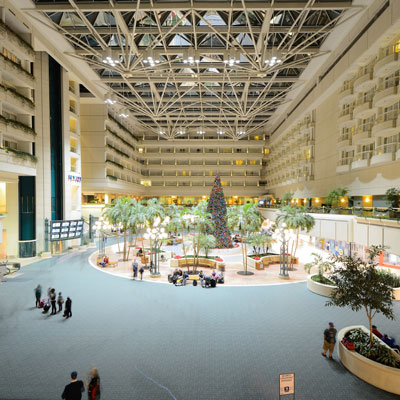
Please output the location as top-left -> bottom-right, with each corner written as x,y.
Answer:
177,129 -> 185,135
159,129 -> 166,135
143,50 -> 160,67
104,92 -> 117,105
224,49 -> 240,66
102,49 -> 120,67
197,127 -> 205,135
237,128 -> 246,136
217,129 -> 224,135
183,48 -> 200,65
264,49 -> 283,67
119,108 -> 129,118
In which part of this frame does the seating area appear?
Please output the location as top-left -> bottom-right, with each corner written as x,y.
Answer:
96,256 -> 118,268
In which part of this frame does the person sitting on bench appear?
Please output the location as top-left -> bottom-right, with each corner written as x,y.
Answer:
99,256 -> 109,267
136,248 -> 143,257
199,270 -> 205,286
183,271 -> 189,286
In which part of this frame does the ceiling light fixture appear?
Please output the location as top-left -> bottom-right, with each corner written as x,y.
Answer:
197,127 -> 205,135
119,108 -> 129,118
217,129 -> 224,135
237,128 -> 246,136
143,50 -> 160,67
104,92 -> 117,105
102,49 -> 120,67
183,48 -> 200,65
224,49 -> 240,66
177,129 -> 185,135
264,50 -> 283,67
159,129 -> 166,135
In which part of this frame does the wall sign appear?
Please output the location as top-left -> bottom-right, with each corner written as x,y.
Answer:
68,175 -> 82,183
50,219 -> 84,241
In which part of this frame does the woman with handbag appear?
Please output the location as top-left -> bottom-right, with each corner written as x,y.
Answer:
87,368 -> 100,399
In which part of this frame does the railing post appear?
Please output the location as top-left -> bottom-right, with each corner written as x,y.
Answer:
44,218 -> 49,253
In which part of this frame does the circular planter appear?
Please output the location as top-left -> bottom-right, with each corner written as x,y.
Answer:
393,287 -> 400,301
306,275 -> 335,297
338,325 -> 400,395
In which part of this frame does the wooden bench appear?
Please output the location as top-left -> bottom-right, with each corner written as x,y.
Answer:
96,257 -> 118,268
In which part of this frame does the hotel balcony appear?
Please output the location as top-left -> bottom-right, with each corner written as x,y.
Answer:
370,143 -> 399,166
338,87 -> 356,104
336,157 -> 352,174
337,134 -> 353,149
353,100 -> 376,119
337,111 -> 356,128
371,116 -> 398,137
352,127 -> 372,144
351,150 -> 372,170
0,55 -> 35,88
373,84 -> 400,108
0,85 -> 35,115
0,147 -> 36,176
374,52 -> 400,77
0,117 -> 36,142
353,71 -> 375,93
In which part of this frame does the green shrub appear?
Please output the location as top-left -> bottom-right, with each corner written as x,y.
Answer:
348,328 -> 400,368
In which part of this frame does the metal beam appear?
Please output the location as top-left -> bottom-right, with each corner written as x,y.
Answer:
101,76 -> 298,83
31,1 -> 354,12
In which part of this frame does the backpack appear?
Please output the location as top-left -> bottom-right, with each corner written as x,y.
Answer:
193,280 -> 197,287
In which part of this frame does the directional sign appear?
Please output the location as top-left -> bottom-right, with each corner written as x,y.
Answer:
50,219 -> 84,241
280,373 -> 295,396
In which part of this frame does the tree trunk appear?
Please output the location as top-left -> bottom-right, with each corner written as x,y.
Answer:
123,230 -> 127,261
367,308 -> 373,349
181,227 -> 189,271
244,237 -> 248,274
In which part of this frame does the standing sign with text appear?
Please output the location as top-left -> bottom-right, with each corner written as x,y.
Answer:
279,373 -> 295,396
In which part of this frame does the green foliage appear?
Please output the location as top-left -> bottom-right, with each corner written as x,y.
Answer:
198,234 -> 217,258
106,174 -> 117,181
325,187 -> 348,207
377,269 -> 400,288
282,192 -> 294,204
384,188 -> 399,208
311,274 -> 334,285
106,159 -> 123,169
327,245 -> 395,348
304,253 -> 334,279
105,143 -> 129,158
106,128 -> 135,150
143,198 -> 165,227
0,84 -> 35,108
248,232 -> 273,257
1,146 -> 37,163
348,329 -> 400,368
0,115 -> 37,136
0,52 -> 34,80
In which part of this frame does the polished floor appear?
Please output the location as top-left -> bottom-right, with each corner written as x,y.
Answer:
0,249 -> 399,400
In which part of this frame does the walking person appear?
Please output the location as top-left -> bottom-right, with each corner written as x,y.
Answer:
132,260 -> 138,280
87,368 -> 100,399
34,284 -> 42,308
139,266 -> 144,280
57,292 -> 64,313
62,371 -> 85,400
64,297 -> 72,318
322,322 -> 337,359
50,288 -> 57,315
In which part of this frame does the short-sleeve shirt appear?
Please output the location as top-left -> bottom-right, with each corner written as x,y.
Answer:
324,328 -> 337,344
62,380 -> 84,400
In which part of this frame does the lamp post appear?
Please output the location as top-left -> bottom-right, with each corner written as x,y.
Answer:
144,217 -> 168,276
273,222 -> 293,279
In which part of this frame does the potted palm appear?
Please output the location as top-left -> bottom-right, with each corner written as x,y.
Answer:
304,253 -> 335,297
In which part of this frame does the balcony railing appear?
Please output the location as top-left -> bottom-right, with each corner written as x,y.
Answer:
373,143 -> 399,156
337,157 -> 353,166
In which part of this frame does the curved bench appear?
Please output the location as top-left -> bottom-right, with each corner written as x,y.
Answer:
170,257 -> 225,270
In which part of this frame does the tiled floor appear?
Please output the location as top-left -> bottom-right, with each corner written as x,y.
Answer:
0,247 -> 399,399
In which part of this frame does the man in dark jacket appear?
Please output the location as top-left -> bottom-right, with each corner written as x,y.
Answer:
50,288 -> 57,315
64,297 -> 72,318
62,371 -> 84,400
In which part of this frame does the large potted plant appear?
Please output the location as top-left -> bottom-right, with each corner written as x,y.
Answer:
324,187 -> 348,211
304,253 -> 335,297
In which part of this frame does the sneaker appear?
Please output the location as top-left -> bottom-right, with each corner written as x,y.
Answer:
321,352 -> 326,357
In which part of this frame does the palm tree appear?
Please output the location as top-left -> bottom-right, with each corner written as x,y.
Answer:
248,232 -> 274,257
127,200 -> 146,258
199,234 -> 216,258
102,197 -> 134,261
276,206 -> 315,269
190,201 -> 214,270
304,253 -> 334,282
227,203 -> 263,275
143,198 -> 165,251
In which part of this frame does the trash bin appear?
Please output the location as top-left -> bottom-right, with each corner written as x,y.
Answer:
13,263 -> 21,270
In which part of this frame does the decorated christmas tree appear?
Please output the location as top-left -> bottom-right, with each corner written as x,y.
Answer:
207,175 -> 233,248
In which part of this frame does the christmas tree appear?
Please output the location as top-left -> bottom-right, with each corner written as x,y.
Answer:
207,175 -> 233,248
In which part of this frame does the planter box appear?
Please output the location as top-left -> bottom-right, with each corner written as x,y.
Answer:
247,254 -> 296,269
393,287 -> 400,301
338,325 -> 400,395
306,275 -> 335,297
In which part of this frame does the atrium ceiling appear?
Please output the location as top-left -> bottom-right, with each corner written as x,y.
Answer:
31,1 -> 357,139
